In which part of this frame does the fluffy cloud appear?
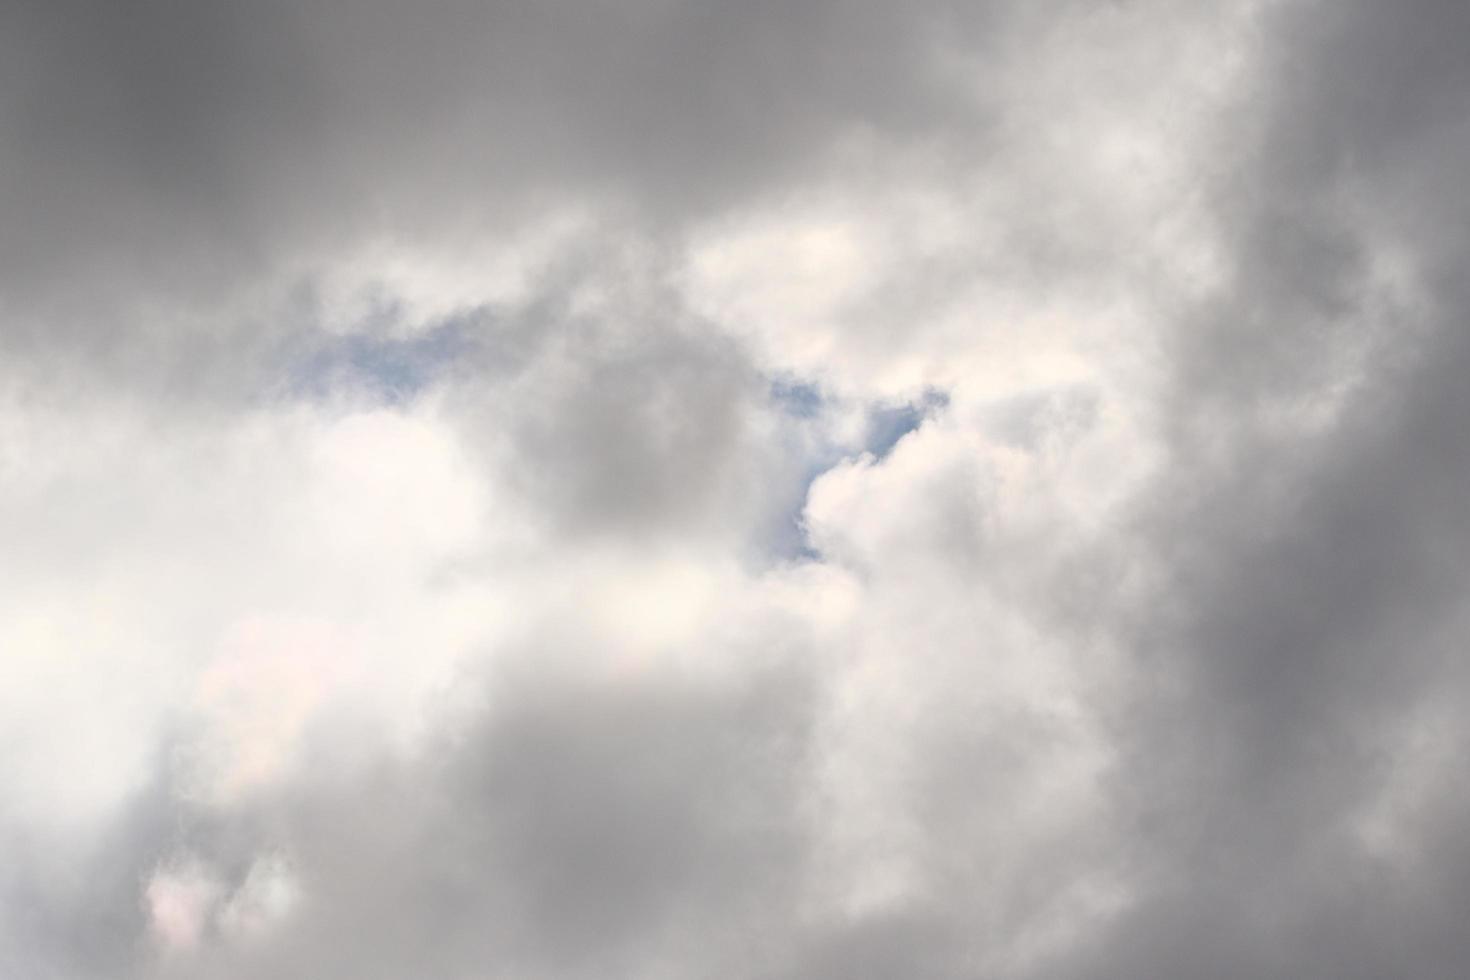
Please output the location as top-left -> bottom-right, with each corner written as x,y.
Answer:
4,0 -> 1470,978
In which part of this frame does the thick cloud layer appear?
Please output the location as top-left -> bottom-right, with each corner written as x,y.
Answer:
4,0 -> 1470,977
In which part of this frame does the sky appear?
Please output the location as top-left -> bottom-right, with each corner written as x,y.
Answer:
3,0 -> 1470,977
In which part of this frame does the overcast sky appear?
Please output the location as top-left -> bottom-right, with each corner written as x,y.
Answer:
4,0 -> 1470,977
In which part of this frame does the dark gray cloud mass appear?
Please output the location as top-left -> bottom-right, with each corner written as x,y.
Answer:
4,0 -> 1470,977
0,0 -> 1001,324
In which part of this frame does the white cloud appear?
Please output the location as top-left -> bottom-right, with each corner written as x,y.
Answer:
6,1 -> 1470,978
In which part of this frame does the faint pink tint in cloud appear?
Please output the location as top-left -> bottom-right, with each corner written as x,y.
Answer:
144,859 -> 222,953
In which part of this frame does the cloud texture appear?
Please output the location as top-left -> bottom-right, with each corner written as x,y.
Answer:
4,0 -> 1470,977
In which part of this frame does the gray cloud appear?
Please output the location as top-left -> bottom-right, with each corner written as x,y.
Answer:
6,0 -> 1470,977
0,0 -> 1023,353
1058,1 -> 1470,977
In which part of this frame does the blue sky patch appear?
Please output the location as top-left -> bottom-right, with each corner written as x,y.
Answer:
285,318 -> 474,405
863,387 -> 949,460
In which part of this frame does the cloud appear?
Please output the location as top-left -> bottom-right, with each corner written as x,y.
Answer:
5,0 -> 1470,978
